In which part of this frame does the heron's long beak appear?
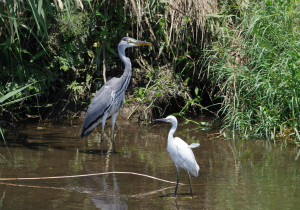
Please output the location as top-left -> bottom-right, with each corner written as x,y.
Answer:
134,40 -> 152,46
154,118 -> 169,123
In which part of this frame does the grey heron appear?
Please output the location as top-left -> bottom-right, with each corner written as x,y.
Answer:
155,115 -> 200,197
80,37 -> 151,153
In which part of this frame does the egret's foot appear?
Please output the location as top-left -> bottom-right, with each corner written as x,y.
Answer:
160,193 -> 177,199
182,195 -> 195,200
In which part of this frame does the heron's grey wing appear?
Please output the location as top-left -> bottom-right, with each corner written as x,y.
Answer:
80,78 -> 119,138
174,137 -> 200,177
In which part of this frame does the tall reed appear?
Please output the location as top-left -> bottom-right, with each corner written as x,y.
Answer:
206,0 -> 300,141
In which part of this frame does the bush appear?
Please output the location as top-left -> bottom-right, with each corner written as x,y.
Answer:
205,0 -> 300,141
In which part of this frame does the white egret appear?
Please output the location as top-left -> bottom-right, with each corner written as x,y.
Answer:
155,115 -> 200,197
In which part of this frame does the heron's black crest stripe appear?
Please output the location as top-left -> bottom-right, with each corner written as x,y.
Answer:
121,37 -> 133,42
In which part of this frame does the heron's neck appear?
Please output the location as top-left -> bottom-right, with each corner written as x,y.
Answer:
168,123 -> 177,142
118,45 -> 132,82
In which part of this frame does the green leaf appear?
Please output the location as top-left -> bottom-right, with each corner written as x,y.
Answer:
30,51 -> 46,63
20,24 -> 48,57
28,0 -> 48,37
0,83 -> 32,104
195,87 -> 199,96
0,94 -> 36,107
138,88 -> 144,96
106,42 -> 117,56
87,49 -> 95,58
159,42 -> 165,56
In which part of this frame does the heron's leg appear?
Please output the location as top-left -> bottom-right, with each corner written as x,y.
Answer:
101,121 -> 105,138
101,113 -> 108,154
100,123 -> 105,154
174,166 -> 180,197
187,171 -> 193,197
111,112 -> 118,153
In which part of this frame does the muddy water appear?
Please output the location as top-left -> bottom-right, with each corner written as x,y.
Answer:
1,117 -> 300,209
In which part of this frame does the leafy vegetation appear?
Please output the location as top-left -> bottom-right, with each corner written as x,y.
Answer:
205,0 -> 300,141
1,0 -> 300,142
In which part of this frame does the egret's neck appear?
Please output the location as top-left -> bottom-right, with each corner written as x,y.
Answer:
118,45 -> 132,80
168,123 -> 177,143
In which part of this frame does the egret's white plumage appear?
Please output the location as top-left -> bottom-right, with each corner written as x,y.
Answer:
155,115 -> 200,197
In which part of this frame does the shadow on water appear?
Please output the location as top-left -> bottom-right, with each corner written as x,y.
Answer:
160,193 -> 194,198
79,149 -> 122,155
1,117 -> 300,209
82,161 -> 128,209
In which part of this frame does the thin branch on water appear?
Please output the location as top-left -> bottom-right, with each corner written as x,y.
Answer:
0,182 -> 67,191
0,171 -> 183,185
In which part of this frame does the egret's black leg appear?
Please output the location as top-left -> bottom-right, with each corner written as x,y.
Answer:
187,171 -> 193,197
174,166 -> 180,197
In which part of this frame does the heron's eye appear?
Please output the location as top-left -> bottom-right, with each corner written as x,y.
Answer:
127,40 -> 134,43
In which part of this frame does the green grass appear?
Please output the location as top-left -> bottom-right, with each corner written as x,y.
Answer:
205,0 -> 300,141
